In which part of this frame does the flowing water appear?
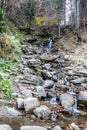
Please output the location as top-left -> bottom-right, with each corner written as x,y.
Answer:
47,38 -> 53,52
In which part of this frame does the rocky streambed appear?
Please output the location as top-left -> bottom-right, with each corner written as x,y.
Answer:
0,36 -> 87,130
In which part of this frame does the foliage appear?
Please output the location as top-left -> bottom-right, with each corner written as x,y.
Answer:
0,77 -> 12,98
49,17 -> 57,26
0,32 -> 21,58
35,16 -> 42,26
0,8 -> 7,33
23,2 -> 34,18
0,58 -> 13,72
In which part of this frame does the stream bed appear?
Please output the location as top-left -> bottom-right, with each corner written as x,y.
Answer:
0,36 -> 87,130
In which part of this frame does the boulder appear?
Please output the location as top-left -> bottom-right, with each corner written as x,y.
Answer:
33,105 -> 51,119
40,54 -> 57,62
17,98 -> 24,109
42,64 -> 51,70
60,93 -> 75,109
6,107 -> 21,116
28,58 -> 41,68
24,98 -> 40,113
43,80 -> 54,89
24,74 -> 43,85
41,70 -> 52,79
20,126 -> 47,130
36,86 -> 46,97
71,77 -> 86,84
79,91 -> 87,107
70,123 -> 80,130
52,126 -> 62,130
21,90 -> 33,98
0,125 -> 12,130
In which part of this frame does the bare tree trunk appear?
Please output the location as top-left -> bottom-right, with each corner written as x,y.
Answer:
75,0 -> 80,38
64,0 -> 66,27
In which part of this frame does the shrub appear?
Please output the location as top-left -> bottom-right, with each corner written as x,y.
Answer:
0,8 -> 7,33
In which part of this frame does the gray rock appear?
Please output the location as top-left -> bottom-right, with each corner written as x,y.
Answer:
34,105 -> 51,119
36,86 -> 46,97
28,58 -> 41,68
0,124 -> 12,130
70,123 -> 80,130
71,77 -> 86,84
6,107 -> 21,116
20,126 -> 47,130
31,115 -> 36,120
24,97 -> 40,113
79,91 -> 87,107
76,69 -> 87,76
43,80 -> 54,89
17,98 -> 24,109
44,126 -> 51,129
79,91 -> 87,100
25,74 -> 43,85
52,75 -> 57,82
40,54 -> 57,62
42,70 -> 52,79
42,64 -> 51,70
21,90 -> 33,98
60,93 -> 75,109
11,92 -> 18,97
23,68 -> 34,75
52,126 -> 62,130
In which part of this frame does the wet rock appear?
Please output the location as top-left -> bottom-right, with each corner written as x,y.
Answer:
24,97 -> 40,113
20,126 -> 47,130
43,80 -> 54,89
71,77 -> 86,84
70,123 -> 80,130
0,124 -> 12,130
41,70 -> 52,79
52,126 -> 62,130
28,58 -> 41,68
33,105 -> 51,119
79,91 -> 87,107
17,98 -> 24,109
40,54 -> 57,62
36,86 -> 46,97
21,90 -> 33,98
60,93 -> 75,109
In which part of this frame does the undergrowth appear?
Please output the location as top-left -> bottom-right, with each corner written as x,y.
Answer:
0,17 -> 23,98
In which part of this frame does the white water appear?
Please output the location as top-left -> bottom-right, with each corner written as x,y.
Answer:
47,38 -> 53,51
47,38 -> 53,52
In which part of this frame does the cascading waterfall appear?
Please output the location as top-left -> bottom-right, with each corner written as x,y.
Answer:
47,38 -> 53,52
73,98 -> 77,109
